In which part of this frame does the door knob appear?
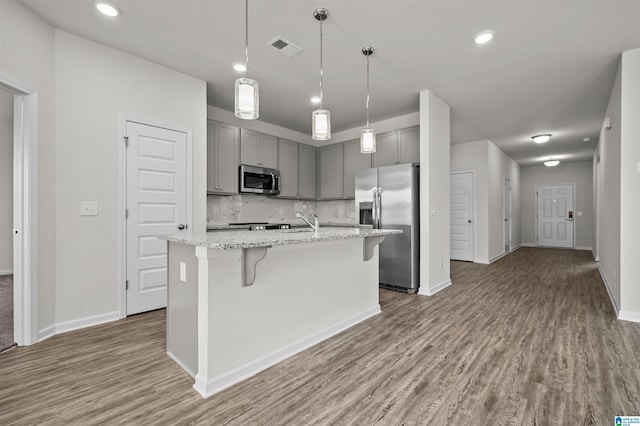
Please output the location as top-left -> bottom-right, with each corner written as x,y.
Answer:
178,224 -> 186,230
468,220 -> 472,223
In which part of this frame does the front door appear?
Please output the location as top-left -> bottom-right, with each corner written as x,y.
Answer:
450,172 -> 474,261
537,184 -> 574,248
126,121 -> 189,315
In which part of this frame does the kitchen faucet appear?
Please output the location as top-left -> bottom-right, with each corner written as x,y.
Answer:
296,211 -> 319,232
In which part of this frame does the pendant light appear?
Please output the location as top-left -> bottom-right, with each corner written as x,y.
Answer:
312,8 -> 330,140
360,46 -> 376,153
235,0 -> 259,119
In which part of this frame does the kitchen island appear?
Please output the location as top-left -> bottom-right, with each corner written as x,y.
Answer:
159,227 -> 401,398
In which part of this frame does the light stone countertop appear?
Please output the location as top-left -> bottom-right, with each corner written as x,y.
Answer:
160,227 -> 402,250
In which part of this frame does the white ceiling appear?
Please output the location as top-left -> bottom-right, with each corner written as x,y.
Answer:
21,0 -> 640,165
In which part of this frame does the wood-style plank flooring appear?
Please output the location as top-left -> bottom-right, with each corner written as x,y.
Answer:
1,248 -> 640,425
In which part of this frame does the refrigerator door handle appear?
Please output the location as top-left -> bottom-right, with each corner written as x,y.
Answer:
377,187 -> 382,229
372,189 -> 378,229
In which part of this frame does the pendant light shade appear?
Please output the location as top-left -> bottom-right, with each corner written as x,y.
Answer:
235,0 -> 259,120
312,8 -> 330,141
360,46 -> 375,153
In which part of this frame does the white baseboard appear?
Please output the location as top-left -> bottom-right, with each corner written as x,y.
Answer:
193,304 -> 382,398
595,256 -> 600,262
576,246 -> 593,251
596,263 -> 620,317
489,252 -> 507,263
418,278 -> 452,296
521,243 -> 537,248
0,269 -> 13,275
511,244 -> 522,251
38,311 -> 120,343
167,350 -> 196,378
618,311 -> 640,323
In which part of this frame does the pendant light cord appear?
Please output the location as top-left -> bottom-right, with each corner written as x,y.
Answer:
245,0 -> 249,78
319,18 -> 324,110
366,54 -> 370,128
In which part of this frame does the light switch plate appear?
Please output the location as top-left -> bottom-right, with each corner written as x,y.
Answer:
180,262 -> 186,282
577,211 -> 583,216
637,161 -> 640,173
80,201 -> 98,216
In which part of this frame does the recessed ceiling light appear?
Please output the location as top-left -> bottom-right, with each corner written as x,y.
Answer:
310,96 -> 321,104
544,160 -> 560,167
532,134 -> 552,144
233,63 -> 247,72
583,137 -> 591,142
96,2 -> 119,17
474,31 -> 494,44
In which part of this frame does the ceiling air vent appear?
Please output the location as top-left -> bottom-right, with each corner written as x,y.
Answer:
267,36 -> 302,58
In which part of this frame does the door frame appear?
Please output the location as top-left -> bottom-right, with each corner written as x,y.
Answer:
594,153 -> 601,261
1,73 -> 39,346
118,115 -> 193,318
450,170 -> 476,262
534,183 -> 576,249
503,177 -> 511,253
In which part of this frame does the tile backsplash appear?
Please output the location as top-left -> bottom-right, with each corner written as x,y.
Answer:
207,194 -> 357,225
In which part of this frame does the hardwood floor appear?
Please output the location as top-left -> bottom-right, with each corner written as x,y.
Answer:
1,247 -> 639,425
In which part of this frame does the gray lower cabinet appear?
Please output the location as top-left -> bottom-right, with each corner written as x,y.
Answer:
373,125 -> 419,167
319,144 -> 344,199
207,121 -> 239,194
343,139 -> 372,198
240,128 -> 278,169
277,139 -> 316,199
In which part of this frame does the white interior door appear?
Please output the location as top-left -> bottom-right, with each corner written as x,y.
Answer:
450,172 -> 474,261
504,178 -> 511,253
126,121 -> 188,315
537,184 -> 574,248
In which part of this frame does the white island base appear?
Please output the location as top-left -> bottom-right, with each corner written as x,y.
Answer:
162,229 -> 397,398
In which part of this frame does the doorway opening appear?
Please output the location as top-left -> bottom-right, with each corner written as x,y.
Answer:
0,88 -> 14,352
504,177 -> 511,253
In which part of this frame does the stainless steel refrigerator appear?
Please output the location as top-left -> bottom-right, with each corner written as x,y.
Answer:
355,163 -> 419,293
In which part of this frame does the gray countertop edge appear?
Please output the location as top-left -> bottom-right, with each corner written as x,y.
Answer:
160,227 -> 402,250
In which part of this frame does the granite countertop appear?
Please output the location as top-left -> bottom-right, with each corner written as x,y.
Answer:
160,227 -> 402,250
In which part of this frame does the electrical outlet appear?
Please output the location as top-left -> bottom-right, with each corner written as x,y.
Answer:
431,207 -> 436,217
80,201 -> 98,216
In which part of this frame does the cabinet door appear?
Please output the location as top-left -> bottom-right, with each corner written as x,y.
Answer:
217,123 -> 240,194
373,130 -> 398,167
343,139 -> 372,199
259,134 -> 278,169
206,121 -> 218,192
298,145 -> 317,199
278,139 -> 299,198
319,144 -> 344,199
240,128 -> 260,166
398,126 -> 420,164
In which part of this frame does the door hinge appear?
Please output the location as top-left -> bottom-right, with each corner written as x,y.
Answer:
125,209 -> 129,219
124,136 -> 129,147
125,280 -> 129,290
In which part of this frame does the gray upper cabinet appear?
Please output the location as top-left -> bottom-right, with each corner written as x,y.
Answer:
319,144 -> 344,199
398,126 -> 420,164
207,120 -> 240,194
240,128 -> 278,169
298,144 -> 317,199
278,139 -> 299,198
373,126 -> 420,167
343,139 -> 372,199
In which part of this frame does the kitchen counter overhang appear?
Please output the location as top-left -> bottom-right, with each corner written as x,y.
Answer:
160,227 -> 401,399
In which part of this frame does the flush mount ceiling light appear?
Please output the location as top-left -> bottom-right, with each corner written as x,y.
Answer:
312,8 -> 331,141
532,134 -> 552,144
233,63 -> 246,72
544,159 -> 560,167
96,2 -> 119,17
360,46 -> 376,154
234,0 -> 259,120
474,31 -> 494,44
583,137 -> 591,142
310,96 -> 321,104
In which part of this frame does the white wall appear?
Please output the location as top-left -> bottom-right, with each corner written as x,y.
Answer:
619,48 -> 640,319
597,60 -> 622,311
0,0 -> 56,330
419,91 -> 451,295
0,90 -> 13,273
54,30 -> 207,324
520,161 -> 593,249
488,142 -> 521,259
451,140 -> 489,262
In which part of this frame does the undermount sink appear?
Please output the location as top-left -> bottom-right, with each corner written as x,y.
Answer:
278,228 -> 316,233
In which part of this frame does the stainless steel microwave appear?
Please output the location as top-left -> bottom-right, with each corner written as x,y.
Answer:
239,164 -> 280,195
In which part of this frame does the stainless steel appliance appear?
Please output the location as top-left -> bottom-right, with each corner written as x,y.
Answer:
239,164 -> 280,195
356,163 -> 419,293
